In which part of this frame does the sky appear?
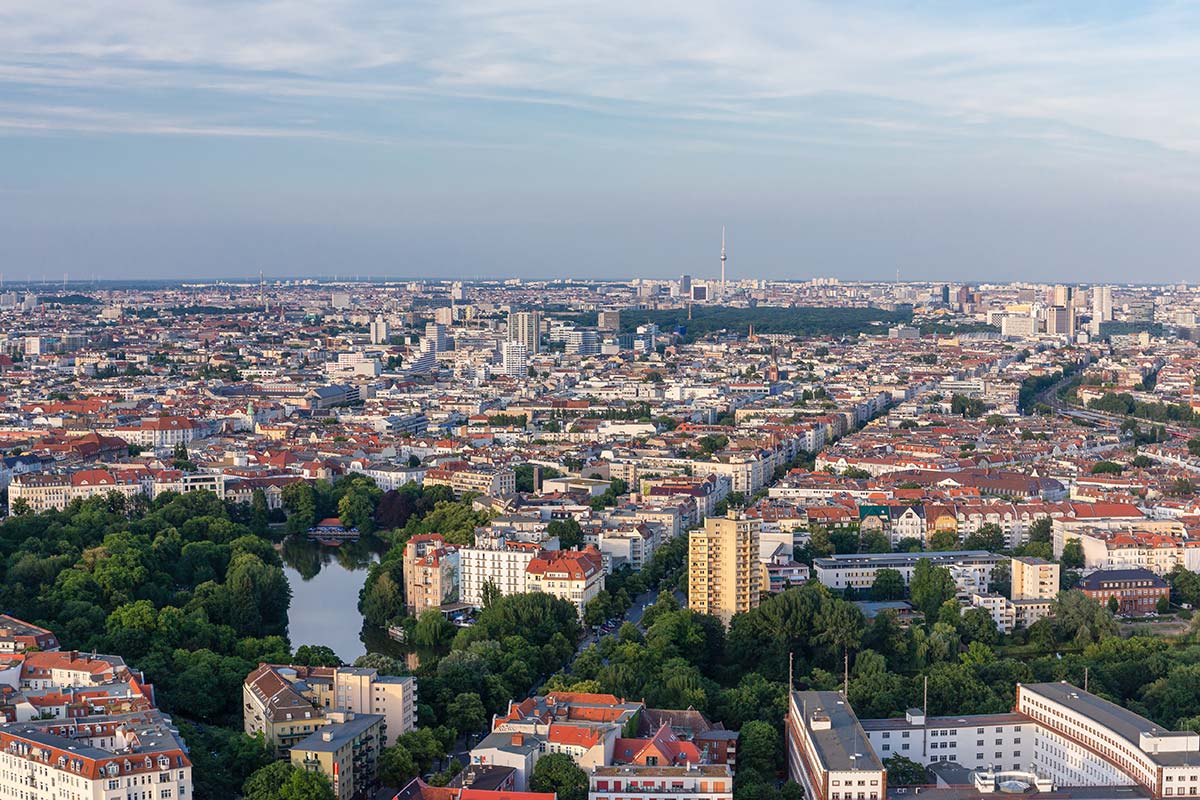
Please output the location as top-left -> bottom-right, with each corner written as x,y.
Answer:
2,1 -> 1200,283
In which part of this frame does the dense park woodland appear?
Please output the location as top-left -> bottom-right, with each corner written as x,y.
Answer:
9,479 -> 1200,800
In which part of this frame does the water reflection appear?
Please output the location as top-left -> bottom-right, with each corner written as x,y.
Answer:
278,535 -> 448,667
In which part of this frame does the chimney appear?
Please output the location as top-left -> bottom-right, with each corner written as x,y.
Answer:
512,733 -> 524,746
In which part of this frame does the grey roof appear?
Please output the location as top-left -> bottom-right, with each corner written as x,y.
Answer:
815,551 -> 1001,569
291,713 -> 382,753
1023,682 -> 1197,767
792,690 -> 885,773
473,730 -> 544,756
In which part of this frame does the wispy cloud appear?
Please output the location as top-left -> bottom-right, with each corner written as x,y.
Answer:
2,0 -> 1200,162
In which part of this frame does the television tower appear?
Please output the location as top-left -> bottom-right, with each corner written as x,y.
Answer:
720,226 -> 727,299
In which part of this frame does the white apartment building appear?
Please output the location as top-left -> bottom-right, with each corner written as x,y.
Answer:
458,535 -> 542,607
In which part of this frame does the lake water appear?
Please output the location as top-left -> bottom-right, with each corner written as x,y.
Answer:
280,536 -> 383,664
279,535 -> 448,667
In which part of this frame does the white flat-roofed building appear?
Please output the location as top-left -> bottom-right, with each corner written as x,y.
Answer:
786,690 -> 886,800
813,551 -> 1006,593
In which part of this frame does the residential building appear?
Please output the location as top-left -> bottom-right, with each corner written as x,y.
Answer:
688,513 -> 761,626
244,664 -> 416,752
291,710 -> 384,800
786,690 -> 886,800
403,534 -> 460,616
1011,556 -> 1060,601
524,547 -> 605,617
459,533 -> 542,608
508,311 -> 542,355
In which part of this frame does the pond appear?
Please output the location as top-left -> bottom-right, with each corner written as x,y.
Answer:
278,535 -> 442,666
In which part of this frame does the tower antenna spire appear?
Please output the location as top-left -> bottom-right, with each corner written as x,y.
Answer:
720,226 -> 727,300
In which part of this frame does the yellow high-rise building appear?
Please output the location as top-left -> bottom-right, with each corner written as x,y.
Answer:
688,513 -> 760,626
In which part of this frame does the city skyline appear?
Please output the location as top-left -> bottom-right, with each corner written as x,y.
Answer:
4,2 -> 1200,280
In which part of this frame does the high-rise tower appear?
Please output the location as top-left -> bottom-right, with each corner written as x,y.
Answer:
720,226 -> 727,299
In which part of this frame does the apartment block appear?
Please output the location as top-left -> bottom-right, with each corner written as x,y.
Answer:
688,513 -> 761,626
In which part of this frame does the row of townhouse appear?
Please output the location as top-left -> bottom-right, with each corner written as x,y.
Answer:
8,467 -> 234,513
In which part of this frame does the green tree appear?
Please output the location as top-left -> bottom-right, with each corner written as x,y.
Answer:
378,742 -> 416,787
1028,517 -> 1052,543
870,568 -> 905,601
529,753 -> 588,800
446,692 -> 488,736
885,754 -> 928,786
413,609 -> 456,647
9,497 -> 31,516
1157,595 -> 1171,614
910,560 -> 956,619
928,529 -> 958,551
1108,595 -> 1120,615
243,761 -> 335,800
1060,540 -> 1085,569
293,645 -> 341,667
963,523 -> 1005,552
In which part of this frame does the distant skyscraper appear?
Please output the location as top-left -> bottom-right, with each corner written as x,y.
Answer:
370,315 -> 389,345
1092,286 -> 1113,323
1045,305 -> 1073,336
679,274 -> 692,296
424,322 -> 448,353
508,310 -> 542,355
597,310 -> 620,332
567,329 -> 599,355
500,341 -> 528,378
434,306 -> 455,326
940,284 -> 950,305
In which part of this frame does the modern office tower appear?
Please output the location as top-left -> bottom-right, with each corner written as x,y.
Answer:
688,513 -> 760,626
597,310 -> 621,331
1044,305 -> 1072,336
692,284 -> 709,302
508,310 -> 542,354
434,305 -> 455,326
679,274 -> 693,296
369,314 -> 389,345
940,284 -> 950,304
424,322 -> 448,353
1052,284 -> 1074,308
500,340 -> 529,378
567,328 -> 600,355
1092,285 -> 1114,322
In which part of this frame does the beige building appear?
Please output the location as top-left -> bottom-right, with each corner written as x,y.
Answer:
688,513 -> 760,626
291,710 -> 384,800
403,534 -> 460,616
1011,556 -> 1060,600
244,664 -> 416,753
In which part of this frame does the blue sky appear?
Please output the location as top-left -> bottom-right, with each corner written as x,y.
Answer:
2,1 -> 1199,282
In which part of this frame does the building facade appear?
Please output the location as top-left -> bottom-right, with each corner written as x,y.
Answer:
688,514 -> 761,626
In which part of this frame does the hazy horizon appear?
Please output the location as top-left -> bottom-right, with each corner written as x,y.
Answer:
4,1 -> 1200,282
